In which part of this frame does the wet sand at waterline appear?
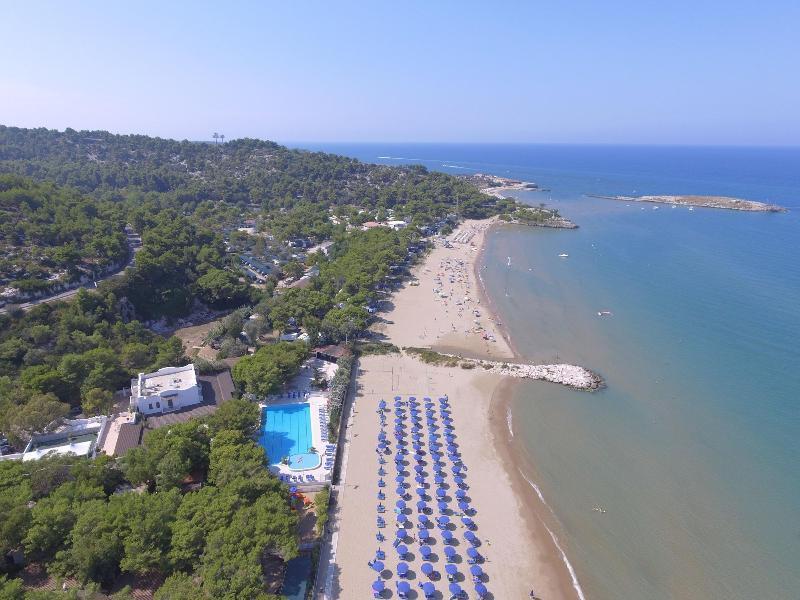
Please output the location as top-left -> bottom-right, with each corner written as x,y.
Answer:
331,219 -> 578,599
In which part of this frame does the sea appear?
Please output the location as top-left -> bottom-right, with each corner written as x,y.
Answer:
291,143 -> 800,600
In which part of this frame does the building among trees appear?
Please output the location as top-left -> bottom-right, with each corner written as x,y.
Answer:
130,364 -> 202,415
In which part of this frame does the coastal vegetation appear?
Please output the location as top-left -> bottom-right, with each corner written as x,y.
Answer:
0,125 -> 569,596
0,401 -> 296,599
0,175 -> 128,299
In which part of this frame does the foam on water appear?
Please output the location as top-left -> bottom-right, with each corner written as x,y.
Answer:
519,469 -> 587,600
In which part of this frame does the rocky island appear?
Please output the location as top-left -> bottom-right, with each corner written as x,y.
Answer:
590,194 -> 787,212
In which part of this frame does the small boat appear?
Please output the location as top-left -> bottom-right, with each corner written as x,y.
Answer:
592,504 -> 607,514
597,310 -> 613,317
558,253 -> 569,258
688,207 -> 695,211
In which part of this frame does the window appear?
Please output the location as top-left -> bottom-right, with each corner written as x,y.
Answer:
156,402 -> 160,408
148,403 -> 153,410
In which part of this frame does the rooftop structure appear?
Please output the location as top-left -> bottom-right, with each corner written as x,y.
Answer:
18,416 -> 108,462
130,364 -> 201,415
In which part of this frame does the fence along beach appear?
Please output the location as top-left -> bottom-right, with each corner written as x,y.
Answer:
326,218 -> 585,599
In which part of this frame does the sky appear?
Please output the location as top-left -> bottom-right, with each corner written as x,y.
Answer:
2,1 -> 799,145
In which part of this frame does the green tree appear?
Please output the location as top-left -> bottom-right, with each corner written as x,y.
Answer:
154,573 -> 206,600
231,342 -> 307,397
195,269 -> 250,309
209,398 -> 259,437
81,387 -> 113,416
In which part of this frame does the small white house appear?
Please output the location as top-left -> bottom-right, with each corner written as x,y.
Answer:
130,364 -> 201,415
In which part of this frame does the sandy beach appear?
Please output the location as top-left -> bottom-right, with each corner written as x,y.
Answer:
325,219 -> 578,599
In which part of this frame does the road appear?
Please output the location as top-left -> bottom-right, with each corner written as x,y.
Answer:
0,231 -> 141,314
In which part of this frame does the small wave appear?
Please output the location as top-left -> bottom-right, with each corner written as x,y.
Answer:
506,406 -> 514,437
376,156 -> 427,161
520,470 -> 587,600
442,164 -> 469,169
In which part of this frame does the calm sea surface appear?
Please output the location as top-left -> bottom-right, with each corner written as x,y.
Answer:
294,143 -> 800,600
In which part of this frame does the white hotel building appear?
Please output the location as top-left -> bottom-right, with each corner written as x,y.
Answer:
130,364 -> 202,415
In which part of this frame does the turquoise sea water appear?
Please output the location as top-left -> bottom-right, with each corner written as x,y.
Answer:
296,143 -> 800,600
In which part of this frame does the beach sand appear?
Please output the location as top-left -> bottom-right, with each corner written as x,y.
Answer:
327,219 -> 577,599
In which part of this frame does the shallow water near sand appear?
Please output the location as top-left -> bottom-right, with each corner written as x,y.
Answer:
296,143 -> 800,600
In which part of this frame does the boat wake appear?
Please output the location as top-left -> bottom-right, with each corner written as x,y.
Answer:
519,469 -> 587,600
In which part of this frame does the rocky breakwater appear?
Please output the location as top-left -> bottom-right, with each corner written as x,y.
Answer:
483,361 -> 603,390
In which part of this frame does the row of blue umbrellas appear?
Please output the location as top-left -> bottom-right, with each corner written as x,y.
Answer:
373,396 -> 488,598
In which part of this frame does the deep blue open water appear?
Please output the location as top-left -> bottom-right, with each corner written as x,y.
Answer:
295,143 -> 800,600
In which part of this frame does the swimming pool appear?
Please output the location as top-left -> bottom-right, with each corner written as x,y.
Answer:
258,403 -> 313,465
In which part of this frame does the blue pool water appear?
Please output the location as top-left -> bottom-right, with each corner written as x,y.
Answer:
293,143 -> 800,600
258,403 -> 312,464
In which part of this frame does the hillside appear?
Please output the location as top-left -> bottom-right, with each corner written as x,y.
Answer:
0,175 -> 128,301
0,125 -> 502,222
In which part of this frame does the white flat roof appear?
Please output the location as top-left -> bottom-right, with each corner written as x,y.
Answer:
135,364 -> 197,395
23,440 -> 94,461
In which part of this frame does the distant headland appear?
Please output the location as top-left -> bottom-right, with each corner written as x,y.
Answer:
460,173 -> 540,198
589,194 -> 787,212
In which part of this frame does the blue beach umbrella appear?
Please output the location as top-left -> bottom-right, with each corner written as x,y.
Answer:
438,501 -> 448,512
397,580 -> 411,595
418,528 -> 429,542
445,564 -> 457,576
416,487 -> 426,497
470,564 -> 483,578
397,514 -> 408,524
414,464 -> 424,472
455,489 -> 467,500
458,501 -> 470,512
461,516 -> 474,529
396,529 -> 406,539
436,488 -> 447,498
417,500 -> 427,511
396,543 -> 408,556
420,545 -> 432,558
444,545 -> 456,559
442,530 -> 454,543
415,476 -> 425,485
467,547 -> 480,560
395,475 -> 405,483
396,486 -> 406,496
449,582 -> 462,596
372,579 -> 385,592
397,562 -> 409,577
437,515 -> 450,525
422,581 -> 435,597
396,499 -> 406,509
475,582 -> 488,597
371,560 -> 384,572
421,561 -> 434,575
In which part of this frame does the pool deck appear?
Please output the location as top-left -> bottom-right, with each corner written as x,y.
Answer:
263,393 -> 333,485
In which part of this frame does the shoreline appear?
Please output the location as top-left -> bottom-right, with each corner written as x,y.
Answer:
329,218 -> 584,599
476,222 -> 589,599
488,378 -> 588,600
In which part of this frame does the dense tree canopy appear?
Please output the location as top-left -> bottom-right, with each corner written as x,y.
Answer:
231,341 -> 308,397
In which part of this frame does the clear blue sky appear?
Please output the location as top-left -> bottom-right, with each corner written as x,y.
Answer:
2,1 -> 799,145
